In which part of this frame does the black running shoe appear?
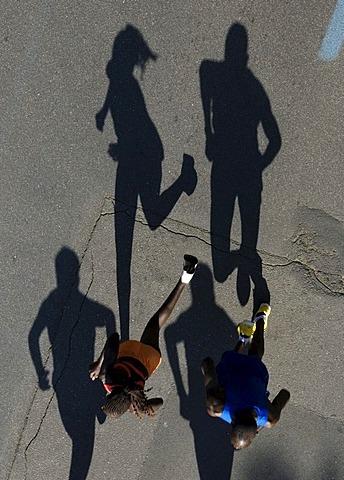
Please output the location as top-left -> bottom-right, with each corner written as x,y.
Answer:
183,254 -> 198,274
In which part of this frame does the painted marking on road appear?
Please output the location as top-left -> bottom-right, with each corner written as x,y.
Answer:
318,0 -> 344,60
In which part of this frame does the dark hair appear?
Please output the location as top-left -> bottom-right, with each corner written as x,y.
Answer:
102,388 -> 131,418
230,424 -> 257,449
102,386 -> 157,419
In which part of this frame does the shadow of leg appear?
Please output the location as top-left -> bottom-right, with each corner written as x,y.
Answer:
210,166 -> 236,283
115,198 -> 136,340
68,423 -> 95,480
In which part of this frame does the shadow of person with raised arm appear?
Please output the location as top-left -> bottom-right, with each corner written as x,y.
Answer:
96,24 -> 197,340
29,248 -> 115,480
200,23 -> 281,305
165,263 -> 237,480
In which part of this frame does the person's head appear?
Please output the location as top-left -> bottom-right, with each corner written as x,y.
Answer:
110,24 -> 157,76
230,411 -> 257,449
102,387 -> 132,419
230,424 -> 257,449
102,386 -> 161,419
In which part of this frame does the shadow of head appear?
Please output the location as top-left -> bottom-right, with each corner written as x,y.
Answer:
225,22 -> 249,70
108,24 -> 157,77
55,247 -> 80,290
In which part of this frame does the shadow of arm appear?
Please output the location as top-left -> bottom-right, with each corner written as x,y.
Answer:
95,84 -> 112,132
28,305 -> 50,390
200,61 -> 215,161
260,99 -> 282,169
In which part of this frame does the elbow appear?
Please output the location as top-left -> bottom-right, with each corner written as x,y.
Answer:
265,420 -> 275,429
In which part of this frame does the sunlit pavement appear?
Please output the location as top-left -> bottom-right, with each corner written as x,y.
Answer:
1,2 -> 343,479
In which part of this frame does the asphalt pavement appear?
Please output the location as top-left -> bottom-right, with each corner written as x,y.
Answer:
1,1 -> 343,479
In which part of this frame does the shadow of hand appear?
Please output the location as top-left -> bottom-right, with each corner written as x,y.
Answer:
179,393 -> 191,420
97,410 -> 107,424
205,134 -> 216,162
39,368 -> 51,391
95,111 -> 105,132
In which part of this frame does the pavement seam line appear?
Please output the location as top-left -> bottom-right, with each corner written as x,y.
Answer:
7,194 -> 342,478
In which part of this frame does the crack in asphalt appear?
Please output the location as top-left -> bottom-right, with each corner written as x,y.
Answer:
7,198 -> 105,480
22,250 -> 96,479
10,195 -> 343,478
103,196 -> 344,296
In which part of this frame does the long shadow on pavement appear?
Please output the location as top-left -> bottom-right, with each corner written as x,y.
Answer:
200,22 -> 281,309
165,263 -> 237,480
96,24 -> 197,340
28,247 -> 115,480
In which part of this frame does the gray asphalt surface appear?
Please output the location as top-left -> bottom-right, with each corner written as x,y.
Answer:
1,1 -> 343,479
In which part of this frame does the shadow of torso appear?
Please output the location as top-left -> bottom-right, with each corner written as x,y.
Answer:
205,61 -> 268,183
107,62 -> 164,164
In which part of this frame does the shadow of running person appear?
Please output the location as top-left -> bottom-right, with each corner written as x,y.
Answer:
200,23 -> 281,304
28,247 -> 115,480
96,24 -> 197,340
164,263 -> 238,480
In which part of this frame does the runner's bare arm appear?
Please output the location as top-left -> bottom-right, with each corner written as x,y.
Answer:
201,357 -> 225,417
89,333 -> 119,382
201,357 -> 218,389
103,332 -> 120,384
265,389 -> 290,428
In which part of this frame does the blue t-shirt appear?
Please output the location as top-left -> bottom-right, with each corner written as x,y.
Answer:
216,351 -> 269,427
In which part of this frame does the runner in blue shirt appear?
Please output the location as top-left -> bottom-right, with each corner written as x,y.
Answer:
202,304 -> 290,449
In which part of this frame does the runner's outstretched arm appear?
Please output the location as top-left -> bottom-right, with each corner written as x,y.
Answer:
265,389 -> 290,428
89,332 -> 119,382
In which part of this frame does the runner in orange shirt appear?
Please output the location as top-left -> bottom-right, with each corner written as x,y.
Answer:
89,255 -> 198,419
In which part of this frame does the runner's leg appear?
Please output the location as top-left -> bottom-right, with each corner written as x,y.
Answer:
140,255 -> 198,352
248,318 -> 264,359
234,340 -> 246,353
